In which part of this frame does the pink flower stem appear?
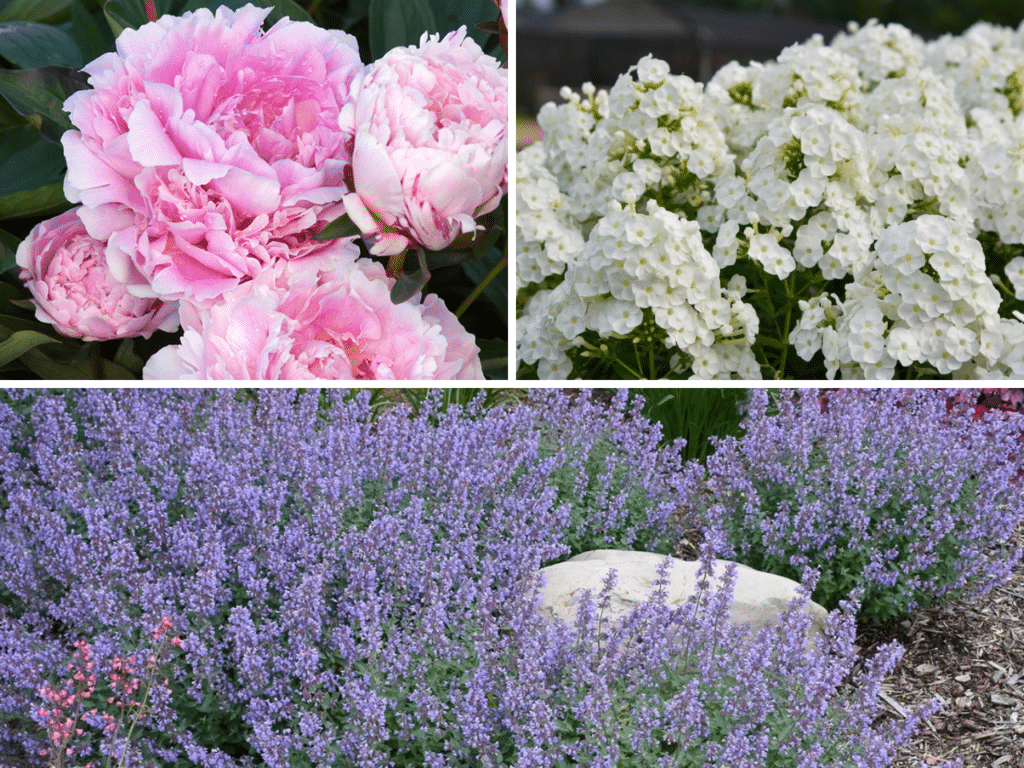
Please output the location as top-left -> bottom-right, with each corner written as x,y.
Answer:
144,0 -> 157,23
386,250 -> 407,280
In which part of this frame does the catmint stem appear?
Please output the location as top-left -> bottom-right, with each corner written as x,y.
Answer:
144,0 -> 157,23
455,253 -> 507,319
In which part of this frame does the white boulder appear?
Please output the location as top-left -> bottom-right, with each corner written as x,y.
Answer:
538,549 -> 827,635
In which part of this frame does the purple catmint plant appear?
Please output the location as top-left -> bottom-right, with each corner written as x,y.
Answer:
685,388 -> 1024,622
0,388 -> 952,768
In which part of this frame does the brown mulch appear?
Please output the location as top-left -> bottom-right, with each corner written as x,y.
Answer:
673,517 -> 1024,768
870,519 -> 1024,768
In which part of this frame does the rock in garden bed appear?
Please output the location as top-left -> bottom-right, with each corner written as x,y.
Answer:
538,549 -> 828,635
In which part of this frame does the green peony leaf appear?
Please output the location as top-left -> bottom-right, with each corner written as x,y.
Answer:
0,0 -> 73,24
312,212 -> 362,241
476,338 -> 507,379
178,0 -> 313,26
427,0 -> 492,46
0,182 -> 69,220
102,0 -> 172,36
0,124 -> 67,197
0,21 -> 83,68
390,249 -> 430,304
0,228 -> 21,272
461,249 -> 507,323
368,0 -> 435,61
66,0 -> 116,63
0,327 -> 60,366
0,65 -> 89,143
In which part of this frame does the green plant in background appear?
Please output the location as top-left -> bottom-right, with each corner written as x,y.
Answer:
640,388 -> 749,463
391,387 -> 528,415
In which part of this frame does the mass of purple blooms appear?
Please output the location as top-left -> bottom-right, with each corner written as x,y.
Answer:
0,389 -> 953,767
688,388 -> 1024,622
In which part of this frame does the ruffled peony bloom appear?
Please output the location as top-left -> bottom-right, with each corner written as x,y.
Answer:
61,3 -> 363,305
339,26 -> 507,255
142,247 -> 484,380
15,208 -> 179,341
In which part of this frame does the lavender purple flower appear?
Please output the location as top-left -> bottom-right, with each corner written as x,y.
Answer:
686,388 -> 1024,621
0,388 -> 954,767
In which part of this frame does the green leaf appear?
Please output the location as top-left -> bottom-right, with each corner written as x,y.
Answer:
0,228 -> 20,272
0,0 -> 73,24
427,0 -> 491,45
66,0 -> 115,62
0,22 -> 82,68
390,249 -> 430,304
0,313 -> 61,334
2,338 -> 137,379
0,66 -> 90,143
476,338 -> 507,379
0,181 -> 69,220
112,336 -> 144,374
102,0 -> 172,36
423,250 -> 471,269
0,328 -> 59,365
368,0 -> 436,61
461,248 -> 506,322
471,223 -> 503,259
312,212 -> 362,241
0,124 -> 67,198
178,0 -> 313,26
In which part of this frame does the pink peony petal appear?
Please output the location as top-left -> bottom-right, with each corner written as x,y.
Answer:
15,207 -> 178,341
127,99 -> 184,167
351,131 -> 404,226
61,3 -> 363,305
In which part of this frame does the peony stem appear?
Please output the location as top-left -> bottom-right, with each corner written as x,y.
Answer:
144,0 -> 157,23
386,250 -> 407,279
455,253 -> 507,320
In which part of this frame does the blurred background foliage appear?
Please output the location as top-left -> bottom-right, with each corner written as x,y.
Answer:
518,0 -> 1024,36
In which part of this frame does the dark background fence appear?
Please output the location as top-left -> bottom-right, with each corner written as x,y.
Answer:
517,0 -> 1024,115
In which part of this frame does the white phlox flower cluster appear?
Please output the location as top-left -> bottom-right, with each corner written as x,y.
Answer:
517,56 -> 758,378
518,19 -> 1024,379
790,215 -> 1024,378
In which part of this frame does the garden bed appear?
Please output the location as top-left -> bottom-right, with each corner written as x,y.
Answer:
881,517 -> 1024,768
0,388 -> 1021,767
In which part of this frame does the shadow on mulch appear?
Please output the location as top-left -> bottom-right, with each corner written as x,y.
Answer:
867,520 -> 1024,768
670,515 -> 1024,767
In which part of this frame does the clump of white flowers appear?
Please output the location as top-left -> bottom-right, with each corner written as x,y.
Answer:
518,19 -> 1024,379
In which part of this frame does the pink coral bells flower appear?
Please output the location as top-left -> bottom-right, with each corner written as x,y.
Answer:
142,246 -> 484,380
60,3 -> 364,305
339,26 -> 508,256
15,208 -> 179,341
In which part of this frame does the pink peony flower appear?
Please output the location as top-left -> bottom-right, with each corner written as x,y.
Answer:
142,247 -> 484,380
15,208 -> 179,341
339,26 -> 508,256
61,3 -> 364,305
